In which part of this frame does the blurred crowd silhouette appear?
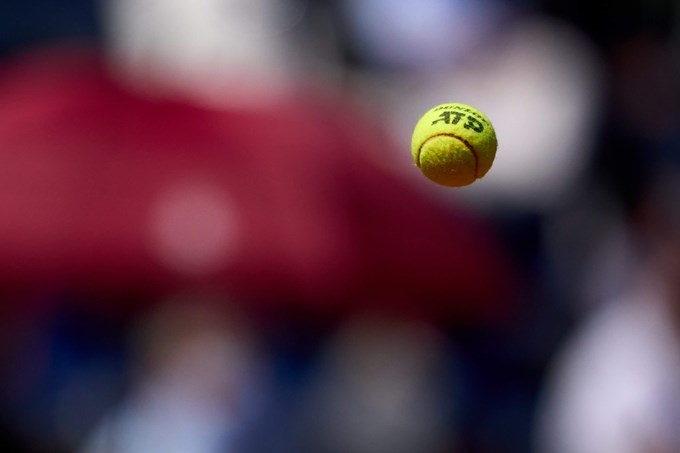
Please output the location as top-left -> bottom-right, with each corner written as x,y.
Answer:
0,1 -> 678,452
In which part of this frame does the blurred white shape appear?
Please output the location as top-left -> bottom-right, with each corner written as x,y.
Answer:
104,0 -> 301,107
150,181 -> 241,276
467,19 -> 602,208
535,276 -> 680,453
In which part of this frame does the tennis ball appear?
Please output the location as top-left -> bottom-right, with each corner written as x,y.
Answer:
411,103 -> 497,187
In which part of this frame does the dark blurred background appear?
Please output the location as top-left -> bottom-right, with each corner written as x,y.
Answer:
0,1 -> 678,452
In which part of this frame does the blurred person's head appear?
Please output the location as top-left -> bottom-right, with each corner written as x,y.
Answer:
302,312 -> 454,453
80,293 -> 266,452
129,293 -> 263,412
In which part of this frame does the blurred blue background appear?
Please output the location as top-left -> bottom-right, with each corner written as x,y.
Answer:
0,1 -> 678,452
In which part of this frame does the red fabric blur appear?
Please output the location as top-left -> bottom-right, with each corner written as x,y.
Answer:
0,46 -> 517,323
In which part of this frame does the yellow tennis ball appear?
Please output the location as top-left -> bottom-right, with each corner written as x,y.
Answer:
411,103 -> 497,187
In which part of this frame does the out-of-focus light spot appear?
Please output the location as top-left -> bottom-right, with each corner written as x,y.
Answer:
149,181 -> 240,276
341,0 -> 504,70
